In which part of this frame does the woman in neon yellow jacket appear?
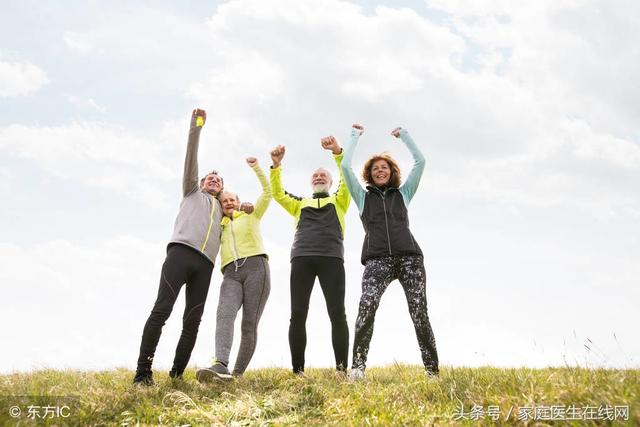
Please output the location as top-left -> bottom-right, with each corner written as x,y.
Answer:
196,156 -> 271,382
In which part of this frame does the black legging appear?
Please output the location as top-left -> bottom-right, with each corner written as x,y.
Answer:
136,243 -> 213,376
289,256 -> 349,373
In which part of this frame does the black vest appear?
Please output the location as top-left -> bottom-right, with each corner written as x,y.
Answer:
360,186 -> 422,265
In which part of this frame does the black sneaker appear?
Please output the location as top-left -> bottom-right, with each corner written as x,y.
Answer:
196,362 -> 233,383
169,368 -> 183,380
133,371 -> 155,386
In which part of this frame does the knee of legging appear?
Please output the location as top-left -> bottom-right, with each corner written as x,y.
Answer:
358,297 -> 380,313
217,312 -> 238,321
149,308 -> 171,324
240,320 -> 257,335
328,308 -> 347,324
182,314 -> 202,329
408,304 -> 428,318
290,309 -> 308,324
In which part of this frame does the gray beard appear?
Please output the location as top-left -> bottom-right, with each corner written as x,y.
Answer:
312,184 -> 329,193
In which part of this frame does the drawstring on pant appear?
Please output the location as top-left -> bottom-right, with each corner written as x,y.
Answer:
234,257 -> 248,272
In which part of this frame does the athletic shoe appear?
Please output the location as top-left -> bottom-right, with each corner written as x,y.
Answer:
133,371 -> 155,386
169,368 -> 183,380
425,368 -> 439,379
196,362 -> 233,383
348,367 -> 366,381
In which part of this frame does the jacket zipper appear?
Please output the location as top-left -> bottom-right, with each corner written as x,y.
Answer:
381,192 -> 392,255
201,195 -> 216,252
230,220 -> 242,271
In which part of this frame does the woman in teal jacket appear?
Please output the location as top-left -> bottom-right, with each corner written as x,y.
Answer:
340,124 -> 439,380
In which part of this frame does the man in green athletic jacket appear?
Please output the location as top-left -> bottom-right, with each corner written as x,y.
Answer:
269,137 -> 350,375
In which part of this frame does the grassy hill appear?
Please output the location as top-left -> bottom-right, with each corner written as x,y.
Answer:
1,365 -> 638,425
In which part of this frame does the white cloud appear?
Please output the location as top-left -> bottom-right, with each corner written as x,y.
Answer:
61,6 -> 211,63
201,1 -> 464,104
65,94 -> 107,113
0,60 -> 48,97
425,0 -> 640,136
63,31 -> 96,54
181,0 -> 640,217
0,122 -> 181,207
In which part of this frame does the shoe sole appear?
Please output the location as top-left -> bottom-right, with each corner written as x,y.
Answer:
196,368 -> 233,383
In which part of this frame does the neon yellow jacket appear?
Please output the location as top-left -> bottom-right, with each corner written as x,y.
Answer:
270,151 -> 351,260
219,164 -> 271,271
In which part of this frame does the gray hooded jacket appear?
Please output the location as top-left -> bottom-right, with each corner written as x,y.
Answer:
169,119 -> 222,264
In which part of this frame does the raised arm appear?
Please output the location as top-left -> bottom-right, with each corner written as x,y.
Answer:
394,128 -> 426,205
246,157 -> 271,219
182,108 -> 207,196
320,136 -> 351,212
269,145 -> 301,217
340,124 -> 366,214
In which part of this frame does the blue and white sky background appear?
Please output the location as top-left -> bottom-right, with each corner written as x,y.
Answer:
1,0 -> 639,373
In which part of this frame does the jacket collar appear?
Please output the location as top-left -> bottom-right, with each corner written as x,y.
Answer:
366,185 -> 397,194
312,191 -> 330,199
221,210 -> 244,225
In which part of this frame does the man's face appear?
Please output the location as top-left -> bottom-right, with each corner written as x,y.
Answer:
371,159 -> 391,186
219,191 -> 240,217
201,173 -> 223,195
310,168 -> 332,193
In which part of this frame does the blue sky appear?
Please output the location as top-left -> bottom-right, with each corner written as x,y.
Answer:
1,0 -> 639,373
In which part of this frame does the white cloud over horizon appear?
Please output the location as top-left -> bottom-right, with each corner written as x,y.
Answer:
2,233 -> 637,373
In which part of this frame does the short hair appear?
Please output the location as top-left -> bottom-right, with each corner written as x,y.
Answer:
217,190 -> 239,203
311,168 -> 333,182
200,170 -> 224,187
361,153 -> 402,188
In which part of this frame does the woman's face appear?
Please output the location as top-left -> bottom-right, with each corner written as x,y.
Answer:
371,159 -> 391,186
219,191 -> 240,217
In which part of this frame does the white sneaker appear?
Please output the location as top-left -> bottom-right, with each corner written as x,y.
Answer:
348,367 -> 366,381
196,362 -> 233,383
425,369 -> 439,378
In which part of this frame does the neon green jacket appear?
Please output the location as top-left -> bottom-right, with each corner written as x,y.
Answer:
270,151 -> 351,260
219,164 -> 271,271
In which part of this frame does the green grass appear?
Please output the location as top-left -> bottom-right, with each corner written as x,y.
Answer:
1,365 -> 638,426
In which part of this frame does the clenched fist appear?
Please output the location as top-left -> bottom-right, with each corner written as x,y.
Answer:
320,136 -> 341,155
191,108 -> 207,128
240,202 -> 254,214
246,157 -> 258,167
270,145 -> 285,168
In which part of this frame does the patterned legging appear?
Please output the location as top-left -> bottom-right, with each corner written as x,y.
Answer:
351,254 -> 439,373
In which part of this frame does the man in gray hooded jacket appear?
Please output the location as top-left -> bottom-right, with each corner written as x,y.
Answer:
134,109 -> 223,385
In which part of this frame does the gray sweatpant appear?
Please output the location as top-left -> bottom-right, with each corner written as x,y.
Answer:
215,255 -> 270,375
